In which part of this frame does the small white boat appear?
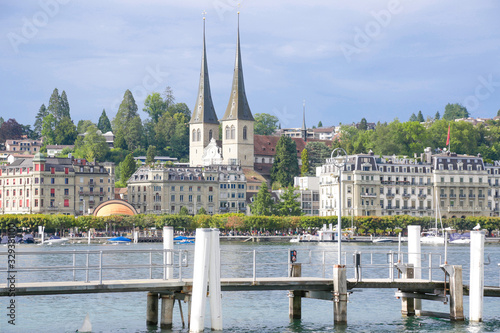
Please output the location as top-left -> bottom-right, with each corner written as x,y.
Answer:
43,236 -> 69,245
372,238 -> 393,243
420,233 -> 446,244
107,236 -> 132,244
449,233 -> 471,244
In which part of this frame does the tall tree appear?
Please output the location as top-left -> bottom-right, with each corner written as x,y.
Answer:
123,116 -> 144,151
34,104 -> 48,138
434,111 -> 440,120
47,88 -> 62,122
113,90 -> 142,150
79,124 -> 109,162
97,109 -> 112,133
254,113 -> 279,135
41,114 -> 57,145
250,182 -> 274,216
305,141 -> 331,174
409,113 -> 417,122
0,119 -> 23,143
54,117 -> 77,145
0,117 -> 4,126
146,145 -> 157,164
358,118 -> 368,130
154,114 -> 177,152
301,148 -> 309,176
318,121 -> 323,128
167,103 -> 191,122
416,110 -> 425,122
143,92 -> 166,123
77,120 -> 95,134
443,103 -> 469,121
120,153 -> 137,183
163,86 -> 175,110
169,114 -> 189,160
271,136 -> 299,187
276,186 -> 302,216
60,90 -> 71,119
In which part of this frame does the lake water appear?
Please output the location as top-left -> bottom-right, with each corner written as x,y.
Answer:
1,240 -> 500,332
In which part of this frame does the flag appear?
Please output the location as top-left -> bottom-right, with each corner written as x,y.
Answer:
446,124 -> 450,146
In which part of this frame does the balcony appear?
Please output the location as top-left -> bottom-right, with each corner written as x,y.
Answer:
88,181 -> 96,186
440,194 -> 447,198
361,193 -> 377,198
478,194 -> 485,199
418,194 -> 427,199
450,194 -> 457,198
386,193 -> 395,198
402,194 -> 411,199
381,181 -> 395,185
459,194 -> 467,198
47,206 -> 59,211
469,194 -> 476,198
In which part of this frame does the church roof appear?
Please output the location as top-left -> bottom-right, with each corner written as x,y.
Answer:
190,18 -> 218,125
221,15 -> 254,122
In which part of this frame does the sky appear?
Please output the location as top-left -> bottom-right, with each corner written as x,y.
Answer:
1,0 -> 500,130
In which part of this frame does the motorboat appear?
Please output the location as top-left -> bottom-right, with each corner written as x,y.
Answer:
174,236 -> 195,244
449,233 -> 471,244
22,234 -> 35,244
43,235 -> 69,245
372,238 -> 394,243
289,224 -> 353,243
107,236 -> 132,244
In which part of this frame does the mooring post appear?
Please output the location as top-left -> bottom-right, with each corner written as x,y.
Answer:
163,226 -> 174,280
401,264 -> 415,316
189,228 -> 211,333
470,230 -> 485,322
146,292 -> 159,326
160,294 -> 175,329
209,228 -> 223,330
289,263 -> 302,320
333,265 -> 347,324
407,225 -> 421,314
448,265 -> 464,321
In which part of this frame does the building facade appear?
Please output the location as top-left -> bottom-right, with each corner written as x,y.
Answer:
0,153 -> 114,215
5,139 -> 42,154
127,165 -> 246,215
318,148 -> 500,218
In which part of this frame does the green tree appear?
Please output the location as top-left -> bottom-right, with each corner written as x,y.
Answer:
435,111 -> 440,120
179,206 -> 189,215
306,141 -> 331,174
318,121 -> 323,128
250,182 -> 274,215
123,116 -> 144,151
301,148 -> 309,176
54,117 -> 77,145
163,86 -> 175,110
409,113 -> 417,122
146,145 -> 157,164
79,124 -> 109,162
276,186 -> 302,216
359,118 -> 368,130
167,103 -> 191,122
443,103 -> 469,121
197,207 -> 207,215
0,119 -> 23,143
34,104 -> 48,138
417,111 -> 424,122
113,89 -> 141,148
271,136 -> 299,187
41,114 -> 57,145
97,109 -> 112,133
47,88 -> 62,122
120,153 -> 137,184
254,113 -> 279,135
143,92 -> 166,123
169,114 -> 189,159
60,90 -> 71,119
77,120 -> 95,134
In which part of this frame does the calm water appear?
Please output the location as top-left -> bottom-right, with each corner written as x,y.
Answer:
1,240 -> 500,332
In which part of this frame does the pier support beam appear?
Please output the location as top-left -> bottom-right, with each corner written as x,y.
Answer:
333,265 -> 347,324
190,228 -> 211,333
400,265 -> 415,316
163,226 -> 174,279
470,231 -> 485,322
146,292 -> 159,326
160,294 -> 175,329
408,225 -> 421,313
448,265 -> 464,321
209,228 -> 223,331
289,263 -> 302,320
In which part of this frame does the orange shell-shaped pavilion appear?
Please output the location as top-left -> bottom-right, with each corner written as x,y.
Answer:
93,199 -> 138,217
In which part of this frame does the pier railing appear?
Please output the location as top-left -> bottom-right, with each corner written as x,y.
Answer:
0,249 -> 189,285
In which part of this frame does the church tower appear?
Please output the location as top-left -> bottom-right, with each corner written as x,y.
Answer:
189,16 -> 219,167
220,14 -> 255,168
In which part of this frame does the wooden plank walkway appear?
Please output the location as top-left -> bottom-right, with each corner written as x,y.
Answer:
2,277 -> 499,297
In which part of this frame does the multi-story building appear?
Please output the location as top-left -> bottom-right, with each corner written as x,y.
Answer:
319,148 -> 500,218
127,164 -> 246,215
0,153 -> 114,215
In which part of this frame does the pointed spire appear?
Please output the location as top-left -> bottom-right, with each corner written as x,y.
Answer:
222,12 -> 254,121
190,13 -> 218,124
301,100 -> 307,141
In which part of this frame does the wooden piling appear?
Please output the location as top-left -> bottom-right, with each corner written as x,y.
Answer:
289,263 -> 302,320
449,265 -> 464,321
333,265 -> 347,324
160,294 -> 175,329
401,265 -> 415,316
146,292 -> 159,326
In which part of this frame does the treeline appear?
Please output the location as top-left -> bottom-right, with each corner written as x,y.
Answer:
2,213 -> 500,235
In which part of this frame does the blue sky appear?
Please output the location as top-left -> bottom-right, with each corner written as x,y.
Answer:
1,0 -> 499,130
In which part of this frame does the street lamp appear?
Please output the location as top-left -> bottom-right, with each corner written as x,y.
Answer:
330,148 -> 347,265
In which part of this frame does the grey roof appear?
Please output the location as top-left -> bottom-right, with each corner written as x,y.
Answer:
221,16 -> 254,122
190,19 -> 219,125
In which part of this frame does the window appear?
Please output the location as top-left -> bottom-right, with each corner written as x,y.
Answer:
64,189 -> 69,196
51,178 -> 55,184
231,125 -> 235,139
171,195 -> 175,202
225,126 -> 230,139
197,129 -> 201,141
243,126 -> 247,140
64,199 -> 69,207
65,167 -> 68,174
180,195 -> 184,202
209,129 -> 213,141
51,167 -> 55,174
50,188 -> 55,197
65,178 -> 69,184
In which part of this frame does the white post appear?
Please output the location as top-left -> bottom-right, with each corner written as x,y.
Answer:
407,225 -> 421,312
39,226 -> 45,244
190,228 -> 211,333
163,226 -> 174,279
209,228 -> 223,330
88,228 -> 91,245
337,165 -> 342,265
133,231 -> 138,244
469,230 -> 485,322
